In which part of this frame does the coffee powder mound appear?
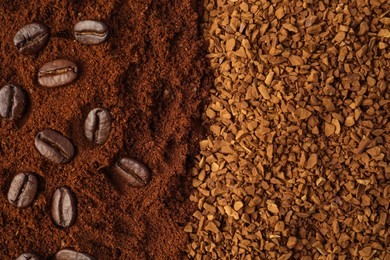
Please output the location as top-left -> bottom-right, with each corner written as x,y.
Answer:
0,0 -> 209,258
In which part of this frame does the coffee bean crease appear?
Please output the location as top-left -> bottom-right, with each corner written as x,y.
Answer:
85,108 -> 111,145
111,158 -> 151,189
51,187 -> 77,228
16,253 -> 39,260
38,59 -> 78,87
14,23 -> 49,55
55,249 -> 95,260
74,20 -> 108,45
7,173 -> 38,208
35,129 -> 75,163
0,84 -> 26,120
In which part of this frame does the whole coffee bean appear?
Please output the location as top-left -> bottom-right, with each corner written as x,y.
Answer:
112,157 -> 151,188
74,20 -> 108,45
51,187 -> 77,228
38,59 -> 78,87
55,249 -> 95,260
0,84 -> 26,120
85,108 -> 111,145
14,23 -> 49,55
16,253 -> 39,260
35,129 -> 75,163
7,173 -> 38,208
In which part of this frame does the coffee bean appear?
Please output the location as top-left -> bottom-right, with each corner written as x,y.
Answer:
55,249 -> 95,260
38,59 -> 78,87
16,253 -> 39,260
35,129 -> 75,163
74,20 -> 108,45
85,108 -> 111,145
51,187 -> 77,228
14,23 -> 49,55
0,84 -> 26,120
112,157 -> 151,188
7,173 -> 38,208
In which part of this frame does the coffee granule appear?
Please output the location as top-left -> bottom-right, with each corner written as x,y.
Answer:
187,0 -> 390,259
0,0 -> 209,258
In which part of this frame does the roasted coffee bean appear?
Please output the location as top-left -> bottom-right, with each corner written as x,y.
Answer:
14,23 -> 49,55
16,253 -> 40,260
51,187 -> 77,228
55,249 -> 95,260
0,84 -> 26,120
112,157 -> 151,188
38,59 -> 78,87
85,108 -> 111,145
35,129 -> 75,163
74,20 -> 108,45
7,173 -> 38,208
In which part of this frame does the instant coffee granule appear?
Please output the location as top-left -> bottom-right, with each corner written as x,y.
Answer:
187,0 -> 389,259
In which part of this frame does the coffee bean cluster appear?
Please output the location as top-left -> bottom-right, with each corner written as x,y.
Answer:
5,20 -> 151,259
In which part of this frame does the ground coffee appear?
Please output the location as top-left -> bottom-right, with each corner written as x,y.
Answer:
0,0 -> 208,258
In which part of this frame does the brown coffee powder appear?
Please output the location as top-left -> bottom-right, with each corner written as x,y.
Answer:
0,0 -> 209,259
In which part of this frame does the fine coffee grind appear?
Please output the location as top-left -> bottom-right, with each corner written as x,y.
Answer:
0,0 -> 209,259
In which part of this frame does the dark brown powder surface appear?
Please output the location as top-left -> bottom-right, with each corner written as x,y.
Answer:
0,0 -> 208,259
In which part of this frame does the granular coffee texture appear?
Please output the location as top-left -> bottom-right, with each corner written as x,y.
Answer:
187,0 -> 389,259
0,0 -> 209,259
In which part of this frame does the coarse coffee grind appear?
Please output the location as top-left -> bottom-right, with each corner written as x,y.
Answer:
0,0 -> 209,259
